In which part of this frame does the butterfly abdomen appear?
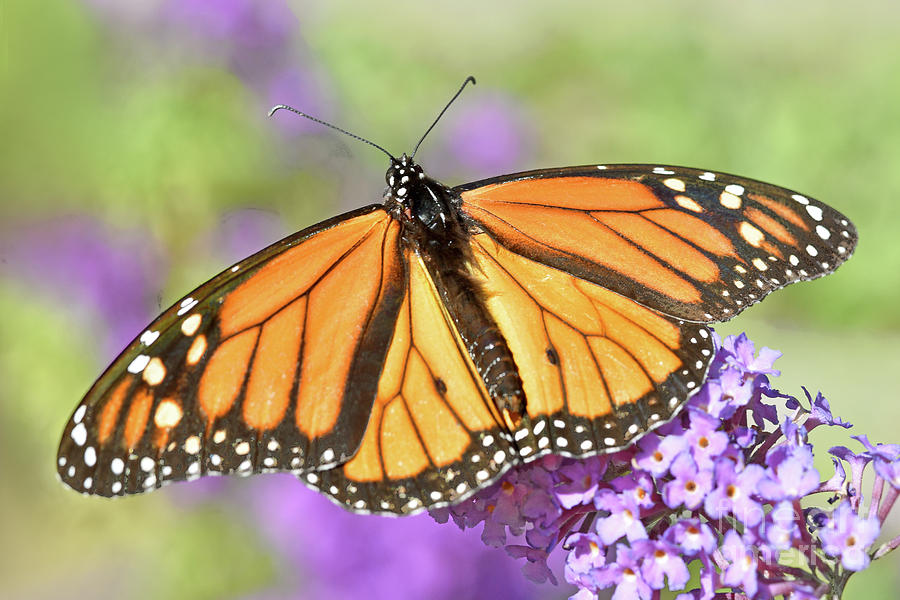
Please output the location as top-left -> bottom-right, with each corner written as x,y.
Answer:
415,223 -> 525,420
429,256 -> 524,415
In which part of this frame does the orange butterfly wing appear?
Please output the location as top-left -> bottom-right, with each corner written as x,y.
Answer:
469,234 -> 713,459
458,165 -> 857,322
57,206 -> 406,496
305,249 -> 514,514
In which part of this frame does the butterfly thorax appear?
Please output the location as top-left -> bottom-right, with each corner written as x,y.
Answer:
384,154 -> 526,423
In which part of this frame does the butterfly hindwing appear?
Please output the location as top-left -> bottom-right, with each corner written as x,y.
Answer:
57,206 -> 406,496
469,234 -> 714,461
457,164 -> 857,322
304,248 -> 515,514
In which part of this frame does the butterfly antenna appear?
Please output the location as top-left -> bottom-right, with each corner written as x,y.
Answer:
411,75 -> 476,159
268,104 -> 395,160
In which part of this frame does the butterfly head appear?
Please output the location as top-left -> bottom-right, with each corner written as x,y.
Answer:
385,154 -> 459,239
385,153 -> 426,192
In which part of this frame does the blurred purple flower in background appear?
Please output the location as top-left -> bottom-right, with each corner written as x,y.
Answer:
242,474 -> 550,600
265,66 -> 336,135
160,0 -> 334,134
440,92 -> 534,179
0,216 -> 166,359
208,208 -> 289,266
80,0 -> 334,137
162,0 -> 295,51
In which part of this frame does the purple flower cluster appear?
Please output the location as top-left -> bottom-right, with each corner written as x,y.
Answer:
432,333 -> 900,599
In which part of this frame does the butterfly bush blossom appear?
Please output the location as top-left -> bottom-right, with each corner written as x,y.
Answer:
431,333 -> 900,599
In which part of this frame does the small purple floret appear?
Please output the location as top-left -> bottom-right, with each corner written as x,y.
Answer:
820,501 -> 881,571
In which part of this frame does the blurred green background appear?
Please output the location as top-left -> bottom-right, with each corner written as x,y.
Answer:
2,0 -> 899,598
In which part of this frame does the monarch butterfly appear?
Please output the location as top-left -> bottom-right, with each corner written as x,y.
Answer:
57,78 -> 856,515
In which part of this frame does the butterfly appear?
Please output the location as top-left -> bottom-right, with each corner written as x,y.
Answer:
57,79 -> 857,515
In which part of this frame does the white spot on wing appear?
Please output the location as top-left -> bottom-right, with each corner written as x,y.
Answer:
177,298 -> 198,316
184,435 -> 201,455
181,314 -> 202,336
71,423 -> 87,446
805,205 -> 824,221
675,195 -> 703,213
84,446 -> 96,467
140,330 -> 160,346
719,191 -> 742,209
127,354 -> 151,374
739,222 -> 764,246
142,357 -> 166,386
663,178 -> 685,192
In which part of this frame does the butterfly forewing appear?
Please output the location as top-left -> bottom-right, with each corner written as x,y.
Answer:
457,164 -> 857,322
57,206 -> 405,496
